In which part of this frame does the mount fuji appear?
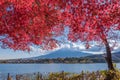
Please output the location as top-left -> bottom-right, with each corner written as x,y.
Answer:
34,48 -> 93,59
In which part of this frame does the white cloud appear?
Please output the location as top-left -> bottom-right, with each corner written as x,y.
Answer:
1,39 -> 120,60
28,40 -> 120,56
30,46 -> 45,54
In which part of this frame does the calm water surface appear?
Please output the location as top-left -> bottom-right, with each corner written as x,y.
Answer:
0,63 -> 120,74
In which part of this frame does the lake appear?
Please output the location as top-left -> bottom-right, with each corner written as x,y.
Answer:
0,63 -> 120,74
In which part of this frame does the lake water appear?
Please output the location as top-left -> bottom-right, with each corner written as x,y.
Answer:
0,63 -> 120,74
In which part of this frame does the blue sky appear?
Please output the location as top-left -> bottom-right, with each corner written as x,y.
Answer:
0,26 -> 120,60
0,48 -> 42,60
1,40 -> 120,60
0,41 -> 90,60
0,43 -> 90,60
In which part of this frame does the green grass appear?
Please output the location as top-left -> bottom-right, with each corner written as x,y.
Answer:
5,70 -> 120,80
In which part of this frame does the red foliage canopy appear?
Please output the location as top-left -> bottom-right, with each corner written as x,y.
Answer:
0,0 -> 120,51
0,0 -> 65,51
64,0 -> 120,47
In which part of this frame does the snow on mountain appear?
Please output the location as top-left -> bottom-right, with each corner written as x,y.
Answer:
34,48 -> 92,59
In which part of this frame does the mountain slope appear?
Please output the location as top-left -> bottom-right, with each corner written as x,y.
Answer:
82,52 -> 120,62
35,48 -> 92,59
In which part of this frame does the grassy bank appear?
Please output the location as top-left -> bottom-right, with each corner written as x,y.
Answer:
1,69 -> 120,80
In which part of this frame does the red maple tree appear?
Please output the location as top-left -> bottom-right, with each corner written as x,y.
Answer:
63,0 -> 120,70
0,0 -> 120,71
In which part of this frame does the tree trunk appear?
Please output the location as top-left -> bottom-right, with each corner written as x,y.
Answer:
104,39 -> 114,70
100,33 -> 115,80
